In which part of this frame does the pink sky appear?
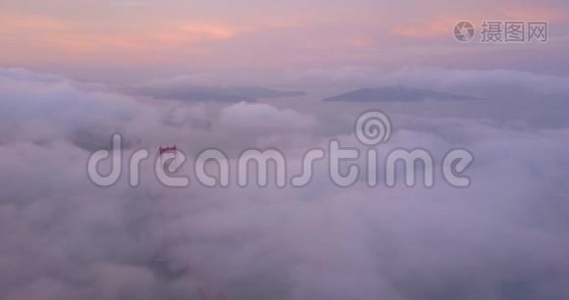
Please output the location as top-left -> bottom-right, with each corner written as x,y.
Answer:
1,0 -> 567,81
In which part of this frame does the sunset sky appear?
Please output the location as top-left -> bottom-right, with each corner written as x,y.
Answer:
1,0 -> 568,82
2,1 -> 569,299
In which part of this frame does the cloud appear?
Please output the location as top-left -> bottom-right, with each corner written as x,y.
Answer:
1,67 -> 569,299
218,102 -> 316,135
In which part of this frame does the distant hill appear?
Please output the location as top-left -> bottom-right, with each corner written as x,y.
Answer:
323,86 -> 479,102
222,86 -> 307,99
125,86 -> 306,102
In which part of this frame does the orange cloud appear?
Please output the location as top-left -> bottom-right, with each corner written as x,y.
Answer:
0,13 -> 242,65
501,9 -> 564,21
0,15 -> 69,32
179,23 -> 238,40
393,18 -> 458,38
145,22 -> 240,48
347,38 -> 370,48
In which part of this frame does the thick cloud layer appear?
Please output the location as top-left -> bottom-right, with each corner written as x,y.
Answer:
1,67 -> 569,299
